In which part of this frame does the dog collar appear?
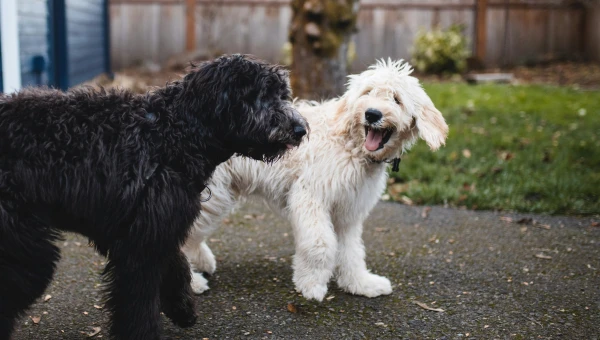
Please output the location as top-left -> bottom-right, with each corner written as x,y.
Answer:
369,157 -> 401,172
389,158 -> 401,172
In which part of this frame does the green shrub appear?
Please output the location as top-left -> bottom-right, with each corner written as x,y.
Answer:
411,25 -> 469,74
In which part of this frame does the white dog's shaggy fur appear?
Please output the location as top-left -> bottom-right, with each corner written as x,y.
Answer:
182,60 -> 448,301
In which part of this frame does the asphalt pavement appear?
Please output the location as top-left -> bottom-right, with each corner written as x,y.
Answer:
12,200 -> 600,339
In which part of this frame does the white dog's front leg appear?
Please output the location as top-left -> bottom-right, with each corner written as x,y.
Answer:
182,231 -> 216,295
290,200 -> 337,302
335,223 -> 392,298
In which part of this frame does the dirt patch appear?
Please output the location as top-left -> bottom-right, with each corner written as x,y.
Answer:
87,58 -> 600,93
499,62 -> 600,89
417,62 -> 600,89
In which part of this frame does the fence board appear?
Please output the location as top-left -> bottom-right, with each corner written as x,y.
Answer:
587,6 -> 600,62
110,0 -> 594,71
110,3 -> 185,69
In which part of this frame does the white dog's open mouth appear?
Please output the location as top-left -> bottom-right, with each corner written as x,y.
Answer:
364,126 -> 394,151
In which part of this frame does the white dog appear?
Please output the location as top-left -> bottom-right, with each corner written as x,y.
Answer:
183,59 -> 448,301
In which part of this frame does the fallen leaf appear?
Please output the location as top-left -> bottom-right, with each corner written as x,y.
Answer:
243,214 -> 255,220
93,305 -> 103,309
86,327 -> 101,337
74,242 -> 82,247
222,218 -> 232,224
374,322 -> 387,327
413,301 -> 445,312
43,294 -> 52,302
400,196 -> 413,205
499,151 -> 513,161
500,216 -> 513,223
232,306 -> 237,310
491,166 -> 503,175
517,217 -> 533,225
389,183 -> 408,194
83,311 -> 89,315
30,316 -> 41,324
326,295 -> 335,301
421,207 -> 431,218
535,253 -> 552,260
534,224 -> 551,230
462,182 -> 475,192
462,149 -> 471,158
591,221 -> 599,227
374,227 -> 390,233
287,303 -> 297,313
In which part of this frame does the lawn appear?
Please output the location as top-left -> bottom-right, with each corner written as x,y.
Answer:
388,82 -> 600,215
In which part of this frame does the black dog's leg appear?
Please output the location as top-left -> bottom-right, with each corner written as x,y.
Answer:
103,176 -> 199,339
0,208 -> 60,340
103,245 -> 164,340
0,317 -> 14,340
160,250 -> 197,328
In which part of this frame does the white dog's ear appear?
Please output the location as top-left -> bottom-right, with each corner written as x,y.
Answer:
415,105 -> 448,150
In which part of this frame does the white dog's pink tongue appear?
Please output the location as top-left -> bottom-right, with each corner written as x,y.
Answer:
365,129 -> 383,151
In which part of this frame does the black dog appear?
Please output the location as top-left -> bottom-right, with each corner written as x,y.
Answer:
0,54 -> 308,340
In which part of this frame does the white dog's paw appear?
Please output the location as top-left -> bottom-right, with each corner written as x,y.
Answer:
191,272 -> 210,295
193,242 -> 217,274
338,273 -> 392,298
296,282 -> 328,302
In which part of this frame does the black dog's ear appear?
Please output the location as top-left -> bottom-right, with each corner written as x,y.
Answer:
180,56 -> 246,121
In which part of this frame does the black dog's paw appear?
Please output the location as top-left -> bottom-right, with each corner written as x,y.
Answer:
162,303 -> 197,328
170,310 -> 198,328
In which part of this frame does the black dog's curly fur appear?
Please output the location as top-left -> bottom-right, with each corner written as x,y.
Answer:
0,54 -> 307,340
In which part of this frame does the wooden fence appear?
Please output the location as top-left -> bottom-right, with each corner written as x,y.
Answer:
110,0 -> 594,71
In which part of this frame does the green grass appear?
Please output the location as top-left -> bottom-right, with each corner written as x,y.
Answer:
389,82 -> 600,215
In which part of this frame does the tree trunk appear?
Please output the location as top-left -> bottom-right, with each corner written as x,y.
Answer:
289,0 -> 359,100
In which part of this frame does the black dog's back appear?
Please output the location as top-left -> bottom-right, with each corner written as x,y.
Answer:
0,87 -> 160,234
1,87 -> 147,166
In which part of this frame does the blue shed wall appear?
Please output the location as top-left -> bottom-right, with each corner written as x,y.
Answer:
65,0 -> 106,87
0,0 -> 108,90
17,0 -> 49,87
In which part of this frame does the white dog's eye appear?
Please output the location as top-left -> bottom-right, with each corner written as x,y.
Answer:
394,96 -> 401,105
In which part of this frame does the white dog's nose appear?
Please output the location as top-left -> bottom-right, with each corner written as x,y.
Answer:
365,108 -> 383,123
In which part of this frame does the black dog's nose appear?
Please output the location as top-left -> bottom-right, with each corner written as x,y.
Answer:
365,109 -> 383,123
293,125 -> 307,139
